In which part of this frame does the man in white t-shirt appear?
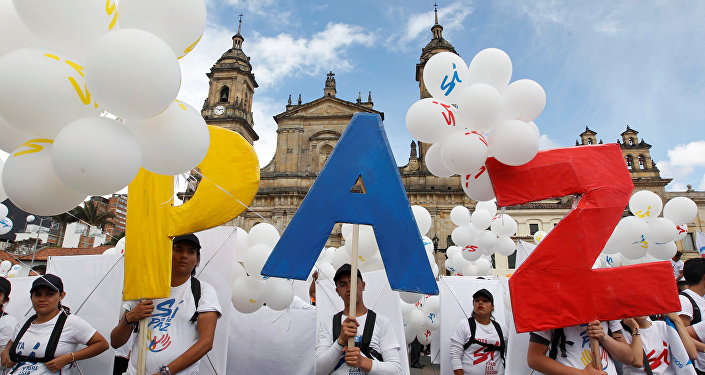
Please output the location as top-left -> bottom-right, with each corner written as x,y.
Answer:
527,320 -> 633,375
315,264 -> 402,375
110,234 -> 222,375
678,258 -> 705,374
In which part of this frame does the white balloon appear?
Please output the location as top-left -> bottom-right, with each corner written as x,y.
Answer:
0,160 -> 6,203
331,246 -> 351,271
446,246 -> 461,260
400,301 -> 415,320
341,223 -> 353,240
2,142 -> 86,215
85,29 -> 181,120
102,247 -> 117,255
603,253 -> 621,267
0,217 -> 12,235
444,258 -> 457,274
462,165 -> 495,201
117,0 -> 206,59
461,242 -> 483,261
432,263 -> 439,278
422,52 -> 470,102
477,230 -> 498,253
25,215 -> 35,223
488,120 -> 540,166
12,0 -> 115,59
425,142 -> 454,178
455,83 -> 503,132
0,0 -> 44,58
471,209 -> 493,230
422,311 -> 440,331
527,121 -> 540,138
317,262 -> 336,280
0,203 -> 6,220
416,328 -> 432,345
0,49 -> 99,137
412,205 -> 432,236
450,206 -> 472,226
462,262 -> 478,276
502,79 -> 546,122
451,252 -> 467,272
248,223 -> 280,248
452,226 -> 475,247
6,268 -> 18,278
403,321 -> 416,344
405,98 -> 460,143
647,217 -> 677,244
533,231 -> 548,244
233,260 -> 246,280
475,257 -> 492,275
674,224 -> 688,242
421,295 -> 440,315
261,278 -> 294,311
614,216 -> 649,245
319,247 -> 337,264
356,225 -> 380,260
422,236 -> 434,255
491,214 -> 517,236
467,48 -> 512,92
231,276 -> 265,313
400,291 -> 423,305
648,241 -> 677,261
0,114 -> 34,154
126,100 -> 209,175
51,117 -> 141,195
243,244 -> 273,279
475,200 -> 498,217
360,254 -> 384,273
440,130 -> 489,175
495,236 -> 516,256
0,261 -> 11,273
629,190 -> 663,219
663,197 -> 698,225
621,240 -> 648,260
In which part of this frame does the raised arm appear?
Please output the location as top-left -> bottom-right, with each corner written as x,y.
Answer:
111,300 -> 153,349
666,312 -> 698,360
621,319 -> 643,367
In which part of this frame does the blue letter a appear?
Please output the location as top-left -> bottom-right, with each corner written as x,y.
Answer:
261,113 -> 438,294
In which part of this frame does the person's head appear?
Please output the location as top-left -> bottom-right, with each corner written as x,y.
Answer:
29,274 -> 66,316
684,258 -> 705,286
471,288 -> 494,319
334,264 -> 364,305
0,277 -> 10,306
172,234 -> 201,277
673,251 -> 683,261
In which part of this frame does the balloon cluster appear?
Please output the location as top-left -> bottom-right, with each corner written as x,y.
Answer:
444,201 -> 516,276
0,261 -> 20,278
399,293 -> 440,346
0,202 -> 11,235
407,49 -> 546,202
0,0 -> 209,216
599,191 -> 698,266
231,224 -> 296,314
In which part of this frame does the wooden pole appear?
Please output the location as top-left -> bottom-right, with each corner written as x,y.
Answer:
347,224 -> 360,348
137,302 -> 149,374
590,336 -> 601,370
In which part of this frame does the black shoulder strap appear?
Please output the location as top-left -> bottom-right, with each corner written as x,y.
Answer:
680,291 -> 701,324
463,318 -> 505,364
10,312 -> 68,364
190,277 -> 201,324
359,310 -> 383,362
619,322 -> 653,375
490,320 -> 506,364
332,311 -> 344,344
548,328 -> 566,360
463,317 -> 477,351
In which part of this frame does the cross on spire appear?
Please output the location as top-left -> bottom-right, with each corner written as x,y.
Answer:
433,3 -> 439,25
237,13 -> 244,34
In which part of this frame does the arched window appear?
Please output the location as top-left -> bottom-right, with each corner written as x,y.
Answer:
629,137 -> 634,145
587,138 -> 593,145
219,86 -> 229,103
626,155 -> 634,169
319,144 -> 334,170
638,155 -> 645,169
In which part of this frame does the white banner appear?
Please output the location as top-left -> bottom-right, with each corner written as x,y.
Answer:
316,269 -> 411,375
696,230 -> 705,256
439,276 -> 506,375
504,240 -> 537,375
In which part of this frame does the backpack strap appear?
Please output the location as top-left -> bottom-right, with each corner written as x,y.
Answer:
548,328 -> 568,359
10,312 -> 68,364
190,277 -> 201,324
463,317 -> 478,351
332,311 -> 344,345
463,317 -> 505,364
680,291 -> 701,324
490,320 -> 506,364
620,322 -> 653,375
359,310 -> 383,362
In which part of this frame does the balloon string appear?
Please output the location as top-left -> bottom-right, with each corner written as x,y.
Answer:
440,276 -> 472,320
195,228 -> 236,278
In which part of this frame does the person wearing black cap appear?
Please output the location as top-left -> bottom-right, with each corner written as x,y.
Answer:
0,274 -> 109,374
0,277 -> 17,371
110,233 -> 222,375
449,288 -> 508,374
315,264 -> 402,375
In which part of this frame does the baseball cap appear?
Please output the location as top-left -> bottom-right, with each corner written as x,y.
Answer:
173,234 -> 201,250
472,288 -> 494,304
333,264 -> 363,284
30,274 -> 63,294
0,277 -> 10,296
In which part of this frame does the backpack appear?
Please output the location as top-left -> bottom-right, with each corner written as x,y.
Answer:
9,311 -> 68,364
332,310 -> 383,363
679,291 -> 701,324
463,317 -> 506,364
134,277 -> 201,333
548,328 -> 572,359
620,321 -> 654,375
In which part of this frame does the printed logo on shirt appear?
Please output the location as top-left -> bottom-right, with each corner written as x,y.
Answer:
147,329 -> 172,352
146,298 -> 184,352
578,326 -> 609,370
646,341 -> 669,370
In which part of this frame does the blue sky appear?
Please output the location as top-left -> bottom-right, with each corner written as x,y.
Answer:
4,1 -> 704,192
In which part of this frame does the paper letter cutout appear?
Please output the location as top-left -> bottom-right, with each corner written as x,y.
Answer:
487,144 -> 679,333
124,126 -> 260,300
261,113 -> 438,295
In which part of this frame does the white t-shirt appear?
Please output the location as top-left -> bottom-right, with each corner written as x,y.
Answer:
622,320 -> 691,375
0,313 -> 18,373
672,260 -> 684,280
679,289 -> 705,370
533,321 -> 621,375
316,311 -> 400,375
449,318 -> 508,375
10,313 -> 96,375
124,278 -> 221,375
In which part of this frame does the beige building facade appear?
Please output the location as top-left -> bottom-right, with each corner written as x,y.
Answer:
201,14 -> 705,275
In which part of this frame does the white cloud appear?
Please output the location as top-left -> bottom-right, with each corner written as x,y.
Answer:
246,23 -> 375,87
539,134 -> 561,150
657,141 -> 705,191
387,2 -> 473,49
251,97 -> 280,167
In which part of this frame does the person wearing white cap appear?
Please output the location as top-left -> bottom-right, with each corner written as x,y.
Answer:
110,234 -> 222,375
0,274 -> 109,374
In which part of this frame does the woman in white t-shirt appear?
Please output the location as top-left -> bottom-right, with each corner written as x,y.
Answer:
621,314 -> 697,375
0,277 -> 18,374
449,288 -> 508,375
0,274 -> 108,374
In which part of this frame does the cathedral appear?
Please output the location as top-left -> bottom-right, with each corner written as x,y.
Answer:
198,13 -> 705,274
